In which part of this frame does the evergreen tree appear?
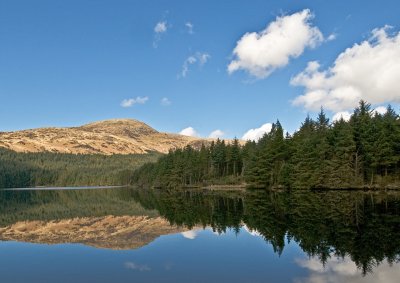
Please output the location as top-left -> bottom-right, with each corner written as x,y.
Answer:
328,118 -> 359,187
350,100 -> 374,182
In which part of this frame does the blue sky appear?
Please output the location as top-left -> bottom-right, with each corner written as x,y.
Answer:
1,0 -> 399,140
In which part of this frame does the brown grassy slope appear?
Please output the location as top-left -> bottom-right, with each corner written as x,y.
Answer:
0,119 -> 222,155
0,215 -> 189,250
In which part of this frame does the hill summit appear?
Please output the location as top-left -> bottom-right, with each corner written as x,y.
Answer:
0,119 -> 211,155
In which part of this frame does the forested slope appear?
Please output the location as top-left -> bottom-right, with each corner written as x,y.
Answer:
132,101 -> 400,189
0,149 -> 160,188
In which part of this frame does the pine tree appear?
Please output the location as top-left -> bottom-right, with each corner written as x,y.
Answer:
373,105 -> 400,183
314,108 -> 333,188
291,116 -> 319,188
328,118 -> 359,187
350,100 -> 374,183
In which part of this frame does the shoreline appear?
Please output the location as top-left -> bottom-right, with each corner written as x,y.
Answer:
175,183 -> 400,191
2,184 -> 400,191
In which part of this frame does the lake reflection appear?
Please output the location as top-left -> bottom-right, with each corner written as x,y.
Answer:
0,187 -> 399,283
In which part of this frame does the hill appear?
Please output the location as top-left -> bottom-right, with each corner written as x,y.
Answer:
0,119 -> 213,155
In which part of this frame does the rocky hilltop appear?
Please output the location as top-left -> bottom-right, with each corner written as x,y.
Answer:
0,119 -> 212,155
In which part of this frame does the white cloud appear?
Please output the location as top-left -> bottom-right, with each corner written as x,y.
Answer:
209,129 -> 225,139
295,255 -> 400,283
181,56 -> 196,78
327,33 -> 337,41
242,122 -> 273,141
292,26 -> 400,112
243,225 -> 261,237
179,127 -> 199,137
332,111 -> 351,122
124,262 -> 151,272
181,230 -> 198,240
154,21 -> 167,33
153,21 -> 168,48
185,22 -> 194,34
161,97 -> 171,106
373,106 -> 387,115
228,9 -> 323,79
179,52 -> 210,78
331,106 -> 387,122
120,96 -> 149,108
197,53 -> 210,65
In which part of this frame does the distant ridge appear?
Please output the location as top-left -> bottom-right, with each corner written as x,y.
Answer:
0,119 -> 220,155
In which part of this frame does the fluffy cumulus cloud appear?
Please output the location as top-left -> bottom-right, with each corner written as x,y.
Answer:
228,9 -> 323,78
161,97 -> 171,106
373,106 -> 387,115
179,127 -> 199,137
208,129 -> 225,139
292,26 -> 400,112
332,111 -> 352,122
242,123 -> 273,141
153,21 -> 168,48
120,96 -> 148,108
179,52 -> 210,78
295,255 -> 400,283
332,106 -> 387,122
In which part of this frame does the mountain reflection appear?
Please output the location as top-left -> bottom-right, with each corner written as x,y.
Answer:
0,187 -> 399,275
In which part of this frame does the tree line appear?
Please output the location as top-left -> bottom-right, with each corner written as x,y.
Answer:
0,149 -> 160,188
132,101 -> 400,189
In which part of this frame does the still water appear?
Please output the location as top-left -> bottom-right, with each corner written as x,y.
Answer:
0,187 -> 399,283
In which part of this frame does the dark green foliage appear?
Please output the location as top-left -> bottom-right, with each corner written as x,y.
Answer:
130,188 -> 400,274
132,139 -> 246,187
133,101 -> 400,189
0,149 -> 160,188
0,188 -> 159,226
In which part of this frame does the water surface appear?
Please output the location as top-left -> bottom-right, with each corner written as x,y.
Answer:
0,187 -> 399,282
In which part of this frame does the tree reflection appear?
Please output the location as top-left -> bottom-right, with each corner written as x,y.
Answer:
132,189 -> 400,274
0,187 -> 399,275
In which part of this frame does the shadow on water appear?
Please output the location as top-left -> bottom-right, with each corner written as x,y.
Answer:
0,187 -> 399,275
